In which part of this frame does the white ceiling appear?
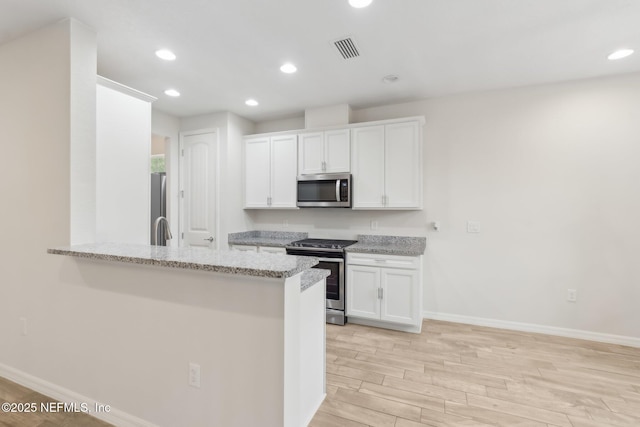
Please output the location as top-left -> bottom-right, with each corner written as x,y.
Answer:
2,0 -> 640,121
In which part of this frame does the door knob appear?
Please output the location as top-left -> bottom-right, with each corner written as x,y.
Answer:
204,237 -> 214,242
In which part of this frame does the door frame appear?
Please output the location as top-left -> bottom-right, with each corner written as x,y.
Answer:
179,128 -> 221,249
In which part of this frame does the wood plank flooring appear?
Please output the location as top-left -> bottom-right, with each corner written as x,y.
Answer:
1,320 -> 638,426
0,377 -> 113,427
310,320 -> 640,427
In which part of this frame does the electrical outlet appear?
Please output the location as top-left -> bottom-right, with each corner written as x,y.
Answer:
20,317 -> 27,336
370,220 -> 378,230
567,289 -> 577,302
189,363 -> 201,388
282,219 -> 289,229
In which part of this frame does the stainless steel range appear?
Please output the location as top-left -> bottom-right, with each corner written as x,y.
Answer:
286,238 -> 358,325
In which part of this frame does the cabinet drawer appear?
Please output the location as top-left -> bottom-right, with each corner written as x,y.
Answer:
347,253 -> 420,269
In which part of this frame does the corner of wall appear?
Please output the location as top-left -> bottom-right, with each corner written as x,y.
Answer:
69,19 -> 97,245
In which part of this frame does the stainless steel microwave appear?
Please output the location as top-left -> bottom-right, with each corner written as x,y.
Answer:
297,173 -> 351,208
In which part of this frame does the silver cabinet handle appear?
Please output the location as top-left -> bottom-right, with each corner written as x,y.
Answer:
377,288 -> 383,299
204,237 -> 214,242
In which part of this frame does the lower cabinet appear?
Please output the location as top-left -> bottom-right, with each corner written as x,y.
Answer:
229,244 -> 286,254
347,253 -> 422,332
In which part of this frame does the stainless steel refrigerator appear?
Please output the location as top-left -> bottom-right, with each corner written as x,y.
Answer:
150,172 -> 168,246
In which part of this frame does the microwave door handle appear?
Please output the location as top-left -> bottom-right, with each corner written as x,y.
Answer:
336,180 -> 341,202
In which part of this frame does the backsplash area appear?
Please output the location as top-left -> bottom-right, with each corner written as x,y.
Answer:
246,209 -> 428,239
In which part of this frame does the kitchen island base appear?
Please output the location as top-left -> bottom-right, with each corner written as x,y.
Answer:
46,245 -> 327,427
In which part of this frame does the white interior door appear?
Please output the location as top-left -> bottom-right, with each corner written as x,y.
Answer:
181,131 -> 217,248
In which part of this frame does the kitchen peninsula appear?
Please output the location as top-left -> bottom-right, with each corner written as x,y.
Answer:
48,243 -> 328,427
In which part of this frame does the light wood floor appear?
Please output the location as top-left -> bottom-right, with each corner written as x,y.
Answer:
309,320 -> 640,427
0,377 -> 113,427
1,320 -> 638,426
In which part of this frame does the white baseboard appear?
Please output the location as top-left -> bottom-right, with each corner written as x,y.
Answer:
348,317 -> 422,334
0,363 -> 157,427
422,311 -> 640,348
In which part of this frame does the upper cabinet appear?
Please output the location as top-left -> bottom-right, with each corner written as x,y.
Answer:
351,120 -> 422,210
298,129 -> 350,175
245,134 -> 298,209
243,116 -> 423,210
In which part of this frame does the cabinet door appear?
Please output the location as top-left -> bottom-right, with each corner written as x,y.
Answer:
346,265 -> 381,320
380,268 -> 419,325
351,126 -> 385,208
244,137 -> 270,208
298,132 -> 324,175
324,129 -> 350,173
384,121 -> 422,209
270,134 -> 298,208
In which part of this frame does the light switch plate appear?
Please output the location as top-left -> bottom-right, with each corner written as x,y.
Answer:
189,363 -> 201,388
467,221 -> 481,233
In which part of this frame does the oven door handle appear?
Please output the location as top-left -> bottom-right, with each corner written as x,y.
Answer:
316,257 -> 344,263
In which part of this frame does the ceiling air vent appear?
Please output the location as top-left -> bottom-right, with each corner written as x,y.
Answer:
333,37 -> 360,60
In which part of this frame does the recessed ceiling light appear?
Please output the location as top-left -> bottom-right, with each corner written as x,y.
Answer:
164,89 -> 180,97
280,63 -> 297,74
349,0 -> 373,8
245,99 -> 259,106
155,49 -> 176,61
382,74 -> 399,84
607,48 -> 634,60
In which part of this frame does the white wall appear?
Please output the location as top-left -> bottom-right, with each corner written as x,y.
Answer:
253,115 -> 304,134
251,72 -> 640,342
96,83 -> 152,244
225,113 -> 256,242
69,20 -> 97,245
0,19 -> 75,372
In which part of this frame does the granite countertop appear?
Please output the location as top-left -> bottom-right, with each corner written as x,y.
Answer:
345,234 -> 427,256
300,269 -> 330,292
228,230 -> 308,248
48,243 -> 318,279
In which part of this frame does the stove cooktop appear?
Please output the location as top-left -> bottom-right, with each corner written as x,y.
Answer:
288,238 -> 358,250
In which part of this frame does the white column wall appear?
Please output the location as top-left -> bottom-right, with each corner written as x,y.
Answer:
96,83 -> 152,244
69,20 -> 97,245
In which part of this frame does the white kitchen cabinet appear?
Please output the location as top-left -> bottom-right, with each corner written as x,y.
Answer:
351,120 -> 422,209
298,129 -> 350,174
244,134 -> 297,209
350,126 -> 385,208
346,265 -> 381,320
347,252 -> 422,332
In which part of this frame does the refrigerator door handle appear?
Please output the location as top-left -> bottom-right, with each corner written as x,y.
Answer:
160,174 -> 167,217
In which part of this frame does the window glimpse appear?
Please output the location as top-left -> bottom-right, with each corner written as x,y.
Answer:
151,154 -> 166,173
